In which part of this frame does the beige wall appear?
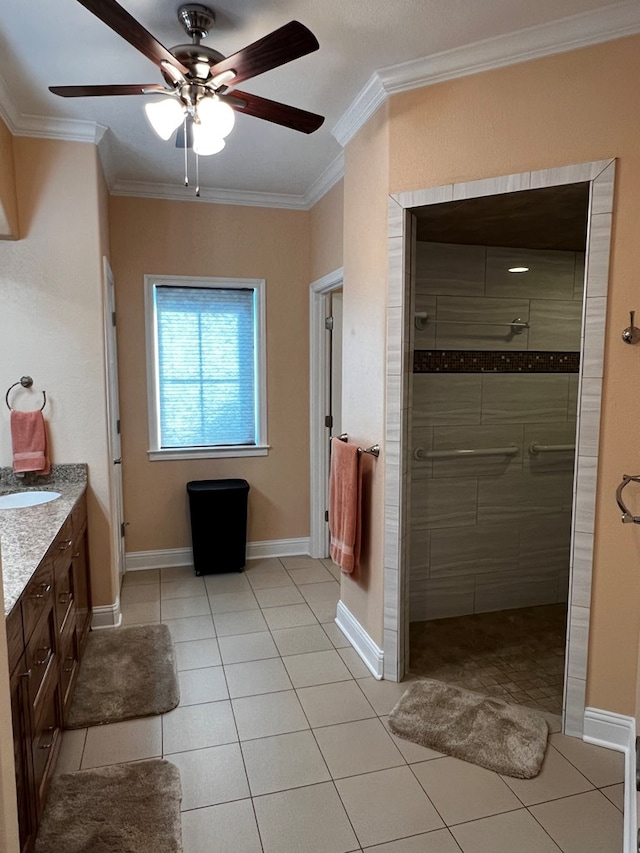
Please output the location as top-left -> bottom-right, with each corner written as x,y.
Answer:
340,35 -> 640,713
341,104 -> 390,644
0,118 -> 18,239
309,179 -> 344,282
108,196 -> 312,553
0,137 -> 115,607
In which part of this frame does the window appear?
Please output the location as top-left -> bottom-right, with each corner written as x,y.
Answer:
144,275 -> 268,460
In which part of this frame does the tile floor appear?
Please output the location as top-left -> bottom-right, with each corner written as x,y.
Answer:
54,556 -> 625,853
409,604 -> 567,715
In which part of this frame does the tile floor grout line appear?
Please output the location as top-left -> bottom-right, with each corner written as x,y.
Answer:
117,561 -> 623,851
524,802 -> 569,852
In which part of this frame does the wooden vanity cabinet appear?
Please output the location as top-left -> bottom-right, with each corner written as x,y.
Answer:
6,491 -> 91,853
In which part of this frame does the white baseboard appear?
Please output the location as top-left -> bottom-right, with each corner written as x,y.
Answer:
335,600 -> 384,680
125,538 -> 311,572
91,597 -> 122,630
583,707 -> 636,853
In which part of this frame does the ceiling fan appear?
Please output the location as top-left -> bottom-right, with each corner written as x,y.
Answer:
49,0 -> 324,161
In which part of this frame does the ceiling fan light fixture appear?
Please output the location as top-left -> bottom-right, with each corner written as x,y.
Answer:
196,95 -> 235,139
145,97 -> 185,140
192,123 -> 225,156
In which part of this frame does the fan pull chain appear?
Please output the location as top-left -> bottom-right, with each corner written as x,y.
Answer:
195,153 -> 200,197
183,116 -> 189,187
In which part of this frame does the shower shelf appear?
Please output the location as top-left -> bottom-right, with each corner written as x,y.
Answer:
413,445 -> 519,460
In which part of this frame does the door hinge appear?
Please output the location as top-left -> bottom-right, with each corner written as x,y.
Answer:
325,316 -> 334,331
116,419 -> 121,435
111,311 -> 116,327
324,415 -> 333,428
121,522 -> 129,537
325,510 -> 329,522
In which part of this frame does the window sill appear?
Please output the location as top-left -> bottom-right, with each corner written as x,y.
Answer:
148,445 -> 270,461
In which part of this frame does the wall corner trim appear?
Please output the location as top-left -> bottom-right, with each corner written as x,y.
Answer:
125,538 -> 311,572
91,597 -> 122,630
583,706 -> 637,853
335,600 -> 384,680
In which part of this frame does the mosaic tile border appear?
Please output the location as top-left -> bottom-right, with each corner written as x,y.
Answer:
413,350 -> 580,373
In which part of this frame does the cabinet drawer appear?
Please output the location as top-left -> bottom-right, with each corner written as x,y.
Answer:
60,627 -> 79,719
54,553 -> 76,635
6,605 -> 24,675
31,667 -> 61,816
26,607 -> 57,713
53,517 -> 74,572
21,559 -> 54,644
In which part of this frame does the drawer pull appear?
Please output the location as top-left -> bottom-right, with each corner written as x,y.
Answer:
59,591 -> 72,604
72,552 -> 80,559
34,583 -> 51,600
58,539 -> 73,551
63,655 -> 75,673
36,647 -> 51,667
20,669 -> 32,680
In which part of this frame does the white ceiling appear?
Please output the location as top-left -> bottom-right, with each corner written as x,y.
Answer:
1,0 -> 638,206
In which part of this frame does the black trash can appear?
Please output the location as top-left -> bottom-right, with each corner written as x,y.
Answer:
187,479 -> 250,576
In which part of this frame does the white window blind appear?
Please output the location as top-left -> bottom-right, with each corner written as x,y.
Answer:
155,285 -> 257,448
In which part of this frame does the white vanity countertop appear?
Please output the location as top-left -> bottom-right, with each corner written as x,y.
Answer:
1,465 -> 87,617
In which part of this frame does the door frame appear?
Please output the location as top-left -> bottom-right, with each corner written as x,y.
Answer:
382,160 -> 615,740
309,267 -> 344,558
102,257 -> 126,583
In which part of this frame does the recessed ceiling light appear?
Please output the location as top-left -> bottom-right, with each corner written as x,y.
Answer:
508,266 -> 530,273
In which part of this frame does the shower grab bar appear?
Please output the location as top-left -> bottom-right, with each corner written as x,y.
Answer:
413,445 -> 519,461
414,312 -> 529,334
529,443 -> 575,454
615,474 -> 640,524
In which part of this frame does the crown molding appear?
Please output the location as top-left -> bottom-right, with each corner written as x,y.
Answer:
332,0 -> 640,147
112,153 -> 345,209
331,74 -> 387,150
303,151 -> 344,208
110,179 -> 309,209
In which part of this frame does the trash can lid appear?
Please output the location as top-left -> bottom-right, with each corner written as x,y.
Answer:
187,479 -> 250,492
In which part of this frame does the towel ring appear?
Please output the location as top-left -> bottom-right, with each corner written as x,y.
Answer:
5,376 -> 47,412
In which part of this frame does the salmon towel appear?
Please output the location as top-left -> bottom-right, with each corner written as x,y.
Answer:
329,438 -> 362,574
11,410 -> 50,474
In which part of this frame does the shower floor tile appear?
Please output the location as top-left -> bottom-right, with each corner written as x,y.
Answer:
409,604 -> 567,714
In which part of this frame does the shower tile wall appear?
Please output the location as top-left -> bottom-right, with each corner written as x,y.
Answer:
410,242 -> 585,621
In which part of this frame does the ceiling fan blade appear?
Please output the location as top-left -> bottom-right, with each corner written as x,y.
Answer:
208,20 -> 319,86
49,84 -> 167,97
75,0 -> 189,76
228,90 -> 324,134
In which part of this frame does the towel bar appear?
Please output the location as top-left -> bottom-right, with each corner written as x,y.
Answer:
5,376 -> 47,412
337,434 -> 380,458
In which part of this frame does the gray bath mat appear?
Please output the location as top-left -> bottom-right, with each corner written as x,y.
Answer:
66,623 -> 179,728
35,759 -> 182,852
388,678 -> 549,778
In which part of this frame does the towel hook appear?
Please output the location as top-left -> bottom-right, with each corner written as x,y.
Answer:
5,376 -> 47,412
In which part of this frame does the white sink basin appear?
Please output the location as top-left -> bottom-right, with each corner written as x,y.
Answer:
0,491 -> 61,509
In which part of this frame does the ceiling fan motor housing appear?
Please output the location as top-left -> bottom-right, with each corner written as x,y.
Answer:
178,4 -> 216,41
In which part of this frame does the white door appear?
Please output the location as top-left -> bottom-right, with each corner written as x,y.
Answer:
103,258 -> 126,581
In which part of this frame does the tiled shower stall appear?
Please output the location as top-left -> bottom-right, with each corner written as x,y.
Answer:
409,241 -> 586,621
